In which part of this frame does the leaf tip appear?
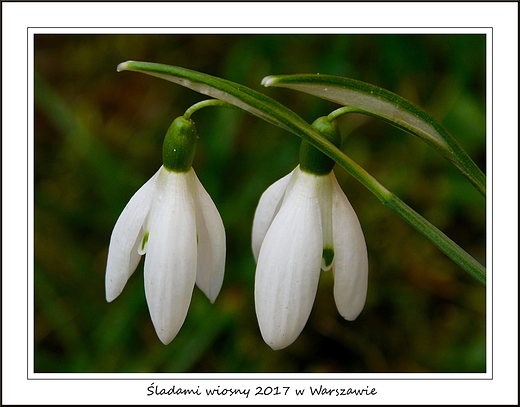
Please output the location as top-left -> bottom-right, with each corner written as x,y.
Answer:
261,76 -> 276,87
117,60 -> 133,72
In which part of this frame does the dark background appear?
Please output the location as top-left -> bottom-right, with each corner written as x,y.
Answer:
34,34 -> 486,373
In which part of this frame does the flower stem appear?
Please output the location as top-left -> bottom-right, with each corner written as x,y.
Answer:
327,106 -> 365,122
183,99 -> 240,120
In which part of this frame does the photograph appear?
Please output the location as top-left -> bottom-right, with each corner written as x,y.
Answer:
33,33 -> 486,374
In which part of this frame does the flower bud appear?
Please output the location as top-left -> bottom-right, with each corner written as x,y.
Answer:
299,117 -> 341,176
162,117 -> 197,172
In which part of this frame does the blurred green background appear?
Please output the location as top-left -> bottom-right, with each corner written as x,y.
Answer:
34,34 -> 486,373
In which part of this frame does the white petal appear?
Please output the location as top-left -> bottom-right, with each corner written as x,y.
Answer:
330,173 -> 369,321
255,169 -> 323,350
144,169 -> 197,345
315,174 -> 334,271
251,169 -> 294,261
192,170 -> 226,303
105,169 -> 160,302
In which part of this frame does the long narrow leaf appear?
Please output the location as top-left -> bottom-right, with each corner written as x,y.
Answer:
262,74 -> 486,196
117,61 -> 485,283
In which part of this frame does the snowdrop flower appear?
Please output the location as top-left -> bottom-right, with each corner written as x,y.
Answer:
252,117 -> 368,350
105,117 -> 226,344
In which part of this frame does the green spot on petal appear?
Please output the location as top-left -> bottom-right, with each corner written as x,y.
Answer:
140,231 -> 149,254
322,246 -> 334,270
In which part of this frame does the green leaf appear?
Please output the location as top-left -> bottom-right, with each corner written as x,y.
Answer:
262,74 -> 486,196
117,61 -> 485,284
117,60 -> 298,133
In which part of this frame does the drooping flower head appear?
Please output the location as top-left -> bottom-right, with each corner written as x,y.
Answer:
105,117 -> 226,344
252,117 -> 368,350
